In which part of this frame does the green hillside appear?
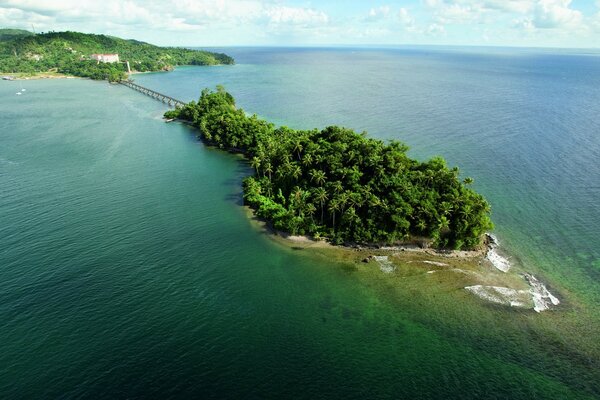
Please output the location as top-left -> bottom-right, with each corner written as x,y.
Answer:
0,28 -> 34,42
0,30 -> 234,81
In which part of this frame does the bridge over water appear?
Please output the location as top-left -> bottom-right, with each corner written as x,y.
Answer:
119,80 -> 186,108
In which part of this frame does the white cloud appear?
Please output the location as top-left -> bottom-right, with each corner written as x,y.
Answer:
481,0 -> 535,14
435,3 -> 481,23
266,5 -> 328,26
532,0 -> 582,29
0,0 -> 330,35
398,8 -> 414,25
427,23 -> 446,35
512,17 -> 536,33
0,0 -> 597,47
365,5 -> 391,22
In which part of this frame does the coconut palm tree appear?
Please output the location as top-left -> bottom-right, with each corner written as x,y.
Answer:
250,156 -> 261,177
313,187 -> 328,224
328,199 -> 340,230
309,169 -> 327,186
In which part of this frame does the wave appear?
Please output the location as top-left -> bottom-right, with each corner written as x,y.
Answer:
486,234 -> 511,272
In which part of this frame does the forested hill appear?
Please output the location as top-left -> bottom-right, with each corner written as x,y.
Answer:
0,30 -> 234,81
0,28 -> 34,41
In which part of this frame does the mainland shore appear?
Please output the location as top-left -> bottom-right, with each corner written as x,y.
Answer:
1,72 -> 78,80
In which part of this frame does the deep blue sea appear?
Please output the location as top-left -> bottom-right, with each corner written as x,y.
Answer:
1,47 -> 599,399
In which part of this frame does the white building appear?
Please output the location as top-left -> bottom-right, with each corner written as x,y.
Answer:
90,53 -> 120,63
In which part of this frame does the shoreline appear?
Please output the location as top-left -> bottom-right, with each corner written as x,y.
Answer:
1,72 -> 79,80
163,116 -> 561,314
246,208 -> 561,313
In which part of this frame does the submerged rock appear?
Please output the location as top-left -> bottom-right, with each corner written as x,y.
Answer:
373,256 -> 395,273
423,260 -> 449,267
523,273 -> 560,312
465,274 -> 560,312
464,285 -> 531,308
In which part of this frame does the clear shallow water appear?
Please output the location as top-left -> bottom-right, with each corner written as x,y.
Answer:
1,47 -> 599,399
137,47 -> 600,303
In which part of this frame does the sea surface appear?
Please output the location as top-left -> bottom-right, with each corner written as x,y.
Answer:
1,47 -> 599,399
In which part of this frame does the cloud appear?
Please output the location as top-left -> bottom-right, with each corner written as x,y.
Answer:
0,0 -> 597,47
266,5 -> 328,26
427,23 -> 446,35
0,0 -> 330,36
512,17 -> 536,33
398,8 -> 414,25
480,0 -> 535,14
531,0 -> 582,29
435,3 -> 481,23
364,6 -> 391,22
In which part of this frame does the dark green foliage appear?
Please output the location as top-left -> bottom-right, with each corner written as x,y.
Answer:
0,28 -> 34,42
0,31 -> 234,80
166,87 -> 494,249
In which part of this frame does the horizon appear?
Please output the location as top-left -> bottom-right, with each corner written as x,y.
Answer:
6,28 -> 600,53
1,0 -> 599,49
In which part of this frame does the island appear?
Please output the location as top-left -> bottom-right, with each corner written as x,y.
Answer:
0,29 -> 234,81
165,86 -> 494,250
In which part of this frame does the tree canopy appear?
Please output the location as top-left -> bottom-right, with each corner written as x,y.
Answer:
0,28 -> 34,42
165,87 -> 493,249
0,31 -> 234,82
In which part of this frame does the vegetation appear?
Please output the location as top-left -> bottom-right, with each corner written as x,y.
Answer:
165,87 -> 493,249
0,30 -> 234,82
0,28 -> 34,42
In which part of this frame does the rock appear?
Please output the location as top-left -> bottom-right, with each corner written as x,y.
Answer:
522,273 -> 560,312
465,285 -> 531,308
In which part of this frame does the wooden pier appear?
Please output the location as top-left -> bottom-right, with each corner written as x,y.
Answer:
119,80 -> 186,108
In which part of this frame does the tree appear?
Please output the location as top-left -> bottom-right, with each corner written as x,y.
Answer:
250,156 -> 261,177
313,187 -> 328,224
165,87 -> 493,249
309,169 -> 327,186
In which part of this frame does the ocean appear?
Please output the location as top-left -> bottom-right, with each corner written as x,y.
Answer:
1,46 -> 599,399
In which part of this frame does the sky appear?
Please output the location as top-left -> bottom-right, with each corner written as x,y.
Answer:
1,0 -> 600,48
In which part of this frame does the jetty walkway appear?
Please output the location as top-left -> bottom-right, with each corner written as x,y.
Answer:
119,80 -> 186,108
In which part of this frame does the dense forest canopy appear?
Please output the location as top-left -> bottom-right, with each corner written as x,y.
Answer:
165,87 -> 493,249
0,28 -> 34,42
0,30 -> 234,81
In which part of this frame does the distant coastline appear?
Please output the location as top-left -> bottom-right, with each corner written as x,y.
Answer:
2,72 -> 79,80
0,30 -> 234,82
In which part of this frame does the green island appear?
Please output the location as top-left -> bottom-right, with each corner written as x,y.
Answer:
165,86 -> 493,249
0,29 -> 234,81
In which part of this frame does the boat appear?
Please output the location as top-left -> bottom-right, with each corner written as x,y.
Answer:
2,76 -> 15,81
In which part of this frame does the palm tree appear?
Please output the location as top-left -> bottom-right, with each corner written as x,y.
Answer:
313,187 -> 328,224
337,192 -> 349,215
332,181 -> 343,194
250,156 -> 261,177
291,164 -> 302,181
305,202 -> 317,223
309,169 -> 327,186
264,162 -> 273,181
440,201 -> 453,216
302,153 -> 313,167
293,139 -> 303,161
328,199 -> 340,230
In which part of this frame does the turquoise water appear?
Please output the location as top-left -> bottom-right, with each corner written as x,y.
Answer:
1,47 -> 599,399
